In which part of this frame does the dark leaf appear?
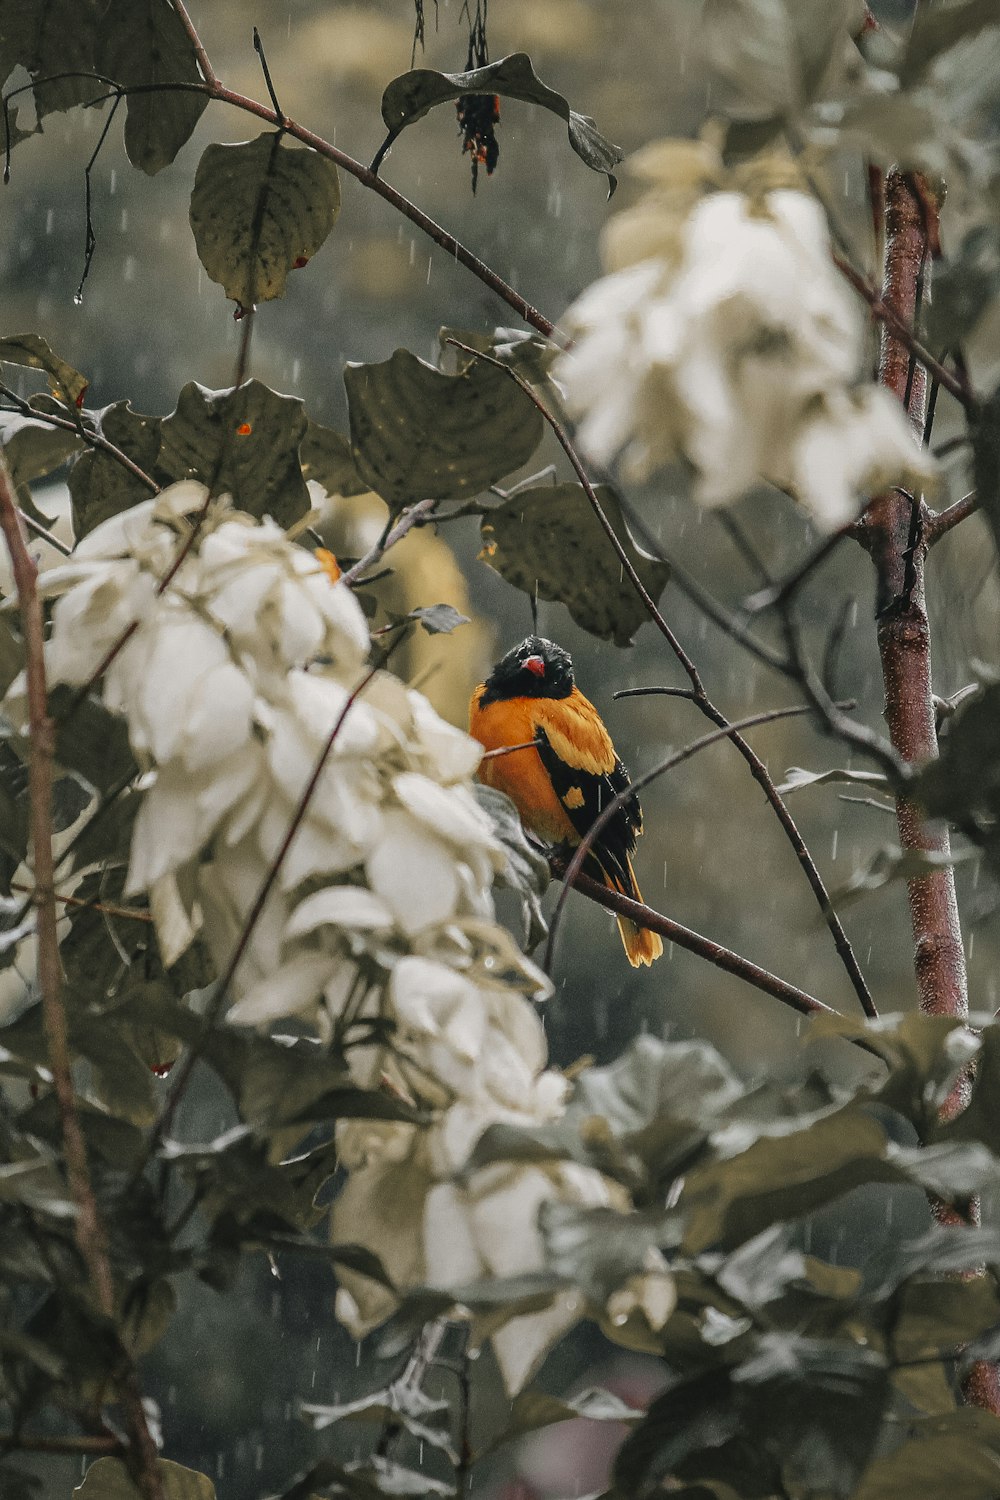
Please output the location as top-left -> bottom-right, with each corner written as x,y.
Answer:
400,603 -> 470,634
377,53 -> 622,193
0,334 -> 87,407
854,1410 -> 1000,1500
481,1386 -> 642,1458
613,1369 -> 744,1495
900,0 -> 1000,83
480,483 -> 670,646
159,379 -> 309,526
540,1200 -> 667,1303
345,348 -> 543,512
299,419 -> 370,497
1,415 -> 84,520
914,678 -> 1000,874
0,0 -> 105,130
48,687 -> 136,792
74,1457 -> 216,1498
923,226 -> 1000,350
473,784 -> 550,950
96,0 -> 208,174
701,0 -> 850,115
68,401 -> 161,538
0,1465 -> 41,1500
190,133 -> 341,306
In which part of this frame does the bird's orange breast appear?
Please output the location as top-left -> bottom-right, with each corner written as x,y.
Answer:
469,690 -> 577,844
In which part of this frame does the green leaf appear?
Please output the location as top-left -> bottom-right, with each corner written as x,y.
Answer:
854,1411 -> 1000,1500
0,334 -> 87,407
377,53 -> 622,193
190,133 -> 341,307
914,679 -> 1000,875
299,419 -> 370,497
74,1458 -> 216,1499
480,483 -> 670,647
68,401 -> 161,538
159,379 -> 309,526
48,687 -> 136,792
96,0 -> 208,174
345,348 -> 543,513
775,765 -> 890,796
1,415 -> 84,512
900,0 -> 1000,83
473,783 -> 550,950
701,0 -> 850,115
923,226 -> 1000,351
0,0 -> 106,131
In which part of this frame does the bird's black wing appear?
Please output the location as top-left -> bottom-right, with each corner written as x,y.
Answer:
535,729 -> 642,891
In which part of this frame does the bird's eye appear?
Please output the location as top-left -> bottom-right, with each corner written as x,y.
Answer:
523,655 -> 546,678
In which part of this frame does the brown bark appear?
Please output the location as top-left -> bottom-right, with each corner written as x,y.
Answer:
857,170 -> 1000,1415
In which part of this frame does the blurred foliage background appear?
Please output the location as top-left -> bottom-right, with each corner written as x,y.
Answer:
3,0 -> 998,1495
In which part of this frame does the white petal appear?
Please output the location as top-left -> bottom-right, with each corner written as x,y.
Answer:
288,886 -> 395,937
366,812 -> 459,935
226,953 -> 332,1027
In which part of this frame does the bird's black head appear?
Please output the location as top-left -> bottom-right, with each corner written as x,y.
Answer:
479,635 -> 575,704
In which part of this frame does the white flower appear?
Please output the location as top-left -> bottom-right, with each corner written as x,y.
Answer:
556,178 -> 936,531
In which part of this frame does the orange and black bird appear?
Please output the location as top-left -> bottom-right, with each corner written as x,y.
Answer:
469,636 -> 663,967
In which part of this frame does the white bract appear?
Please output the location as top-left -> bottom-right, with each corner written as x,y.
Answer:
8,482 -> 655,1390
556,176 -> 936,531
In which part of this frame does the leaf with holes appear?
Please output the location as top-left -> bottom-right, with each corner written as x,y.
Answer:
0,334 -> 87,408
345,348 -> 543,512
0,0 -> 106,132
190,133 -> 341,307
96,0 -> 208,174
68,401 -> 161,538
479,483 -> 670,646
376,52 -> 622,192
159,380 -> 309,525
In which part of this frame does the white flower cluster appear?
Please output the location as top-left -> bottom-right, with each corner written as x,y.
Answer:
18,482 -> 654,1391
555,149 -> 936,532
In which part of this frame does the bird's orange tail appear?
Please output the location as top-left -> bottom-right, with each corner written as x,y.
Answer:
603,855 -> 663,967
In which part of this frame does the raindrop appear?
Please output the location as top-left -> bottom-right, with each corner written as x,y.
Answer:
45,208 -> 53,234
72,292 -> 83,306
109,169 -> 117,194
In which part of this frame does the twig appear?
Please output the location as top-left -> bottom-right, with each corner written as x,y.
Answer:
252,28 -> 283,121
341,498 -> 438,586
9,879 -> 152,923
376,1317 -> 451,1460
557,864 -> 835,1022
0,452 -> 164,1500
613,686 -> 698,701
831,250 -> 976,414
0,1433 -> 123,1456
0,380 -> 160,495
926,490 -> 977,544
170,0 -> 218,87
547,702 -> 846,969
75,92 -> 122,304
480,738 -> 541,759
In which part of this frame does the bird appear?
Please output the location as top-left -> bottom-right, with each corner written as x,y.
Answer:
469,635 -> 663,967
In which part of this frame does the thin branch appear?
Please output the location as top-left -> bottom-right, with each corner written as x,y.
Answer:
170,0 -> 218,87
480,738 -> 541,759
10,879 -> 152,923
558,865 -> 838,1024
75,91 -> 122,304
0,453 -> 163,1500
252,27 -> 283,121
341,498 -> 438,586
376,1318 -> 451,1460
547,702 -> 845,968
613,686 -> 698,701
926,490 -> 977,544
0,1433 -> 123,1456
0,380 -> 160,495
831,250 -> 976,414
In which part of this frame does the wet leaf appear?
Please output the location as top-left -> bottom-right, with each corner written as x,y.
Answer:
702,0 -> 850,114
401,603 -> 470,634
1,414 -> 83,494
923,226 -> 1000,351
96,0 -> 208,174
190,133 -> 341,306
377,53 -> 622,193
299,419 -> 370,497
74,1457 -> 216,1498
914,679 -> 1000,875
473,783 -> 549,949
48,687 -> 136,792
345,348 -> 543,512
0,334 -> 87,408
776,765 -> 890,796
68,401 -> 161,538
854,1410 -> 1000,1500
0,0 -> 105,132
480,483 -> 670,646
159,379 -> 309,526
